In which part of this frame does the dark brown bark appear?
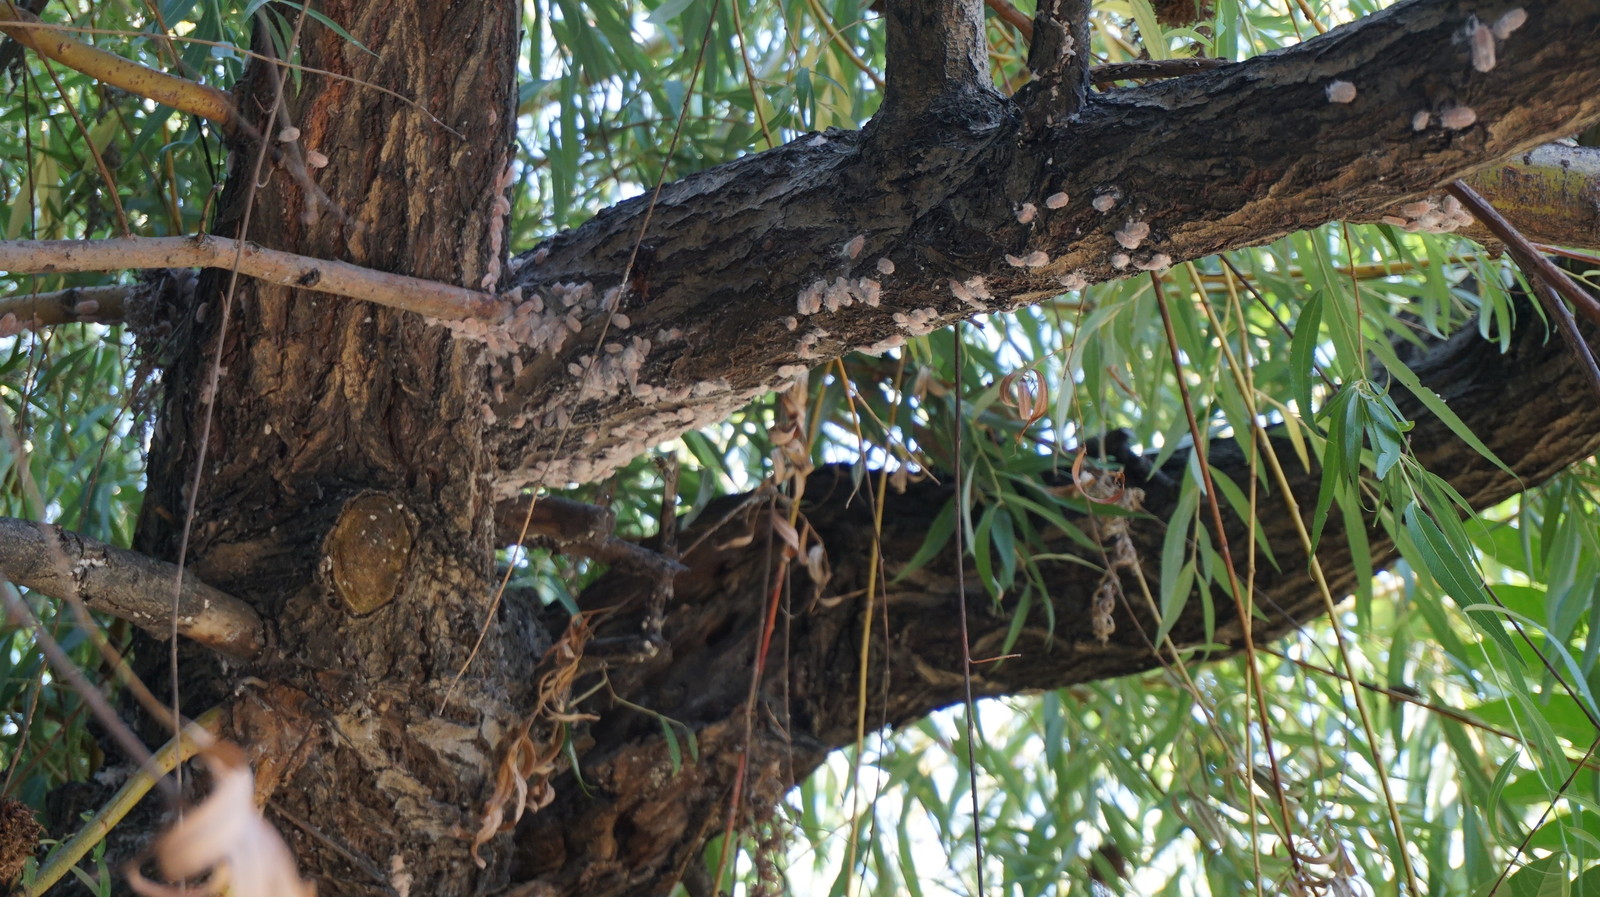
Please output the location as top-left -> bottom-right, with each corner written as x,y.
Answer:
130,2 -> 526,894
486,0 -> 1600,495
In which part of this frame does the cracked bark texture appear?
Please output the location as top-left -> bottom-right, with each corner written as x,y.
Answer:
489,0 -> 1600,492
127,1 -> 532,894
42,0 -> 1600,895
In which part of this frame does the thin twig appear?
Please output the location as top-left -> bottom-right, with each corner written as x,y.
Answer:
985,0 -> 1033,40
1446,181 -> 1600,400
802,0 -> 884,90
1530,276 -> 1600,401
0,236 -> 500,320
0,3 -> 236,128
4,19 -> 462,137
1265,648 -> 1600,773
1448,181 -> 1600,328
1150,274 -> 1304,875
952,324 -> 986,895
1483,735 -> 1600,896
0,582 -> 173,799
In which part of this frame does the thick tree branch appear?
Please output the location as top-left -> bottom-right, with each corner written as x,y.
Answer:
873,0 -> 995,133
10,146 -> 1595,337
0,236 -> 499,321
488,0 -> 1600,492
516,285 -> 1600,896
1090,57 -> 1234,84
1458,142 -> 1600,247
0,517 -> 264,656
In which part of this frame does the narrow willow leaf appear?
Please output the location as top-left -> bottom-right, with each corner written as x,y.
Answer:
659,718 -> 683,773
1290,289 -> 1324,416
1370,336 -> 1517,481
1403,502 -> 1518,656
1310,387 -> 1357,552
891,500 -> 956,582
1501,851 -> 1568,897
1157,479 -> 1201,645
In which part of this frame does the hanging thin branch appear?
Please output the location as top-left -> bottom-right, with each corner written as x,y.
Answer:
1446,180 -> 1600,401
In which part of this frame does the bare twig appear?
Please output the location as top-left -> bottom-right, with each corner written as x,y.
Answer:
1448,181 -> 1600,328
0,3 -> 236,129
0,236 -> 501,321
0,517 -> 264,656
0,582 -> 170,796
1529,276 -> 1600,401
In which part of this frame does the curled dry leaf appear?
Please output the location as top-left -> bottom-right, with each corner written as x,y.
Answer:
770,511 -> 801,558
998,369 -> 1049,436
1070,450 -> 1127,506
468,616 -> 593,867
715,531 -> 757,551
128,742 -> 315,897
805,543 -> 830,587
470,731 -> 559,868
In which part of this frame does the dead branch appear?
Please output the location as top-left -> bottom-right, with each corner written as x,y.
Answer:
0,283 -> 127,327
0,517 -> 264,657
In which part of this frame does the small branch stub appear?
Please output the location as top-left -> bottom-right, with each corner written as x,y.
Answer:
321,492 -> 418,616
873,0 -> 995,132
1025,0 -> 1092,129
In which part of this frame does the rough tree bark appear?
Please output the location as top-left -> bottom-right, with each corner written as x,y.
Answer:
128,1 -> 529,893
26,0 -> 1600,895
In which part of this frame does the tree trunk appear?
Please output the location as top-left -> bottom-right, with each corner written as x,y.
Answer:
132,3 -> 527,893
